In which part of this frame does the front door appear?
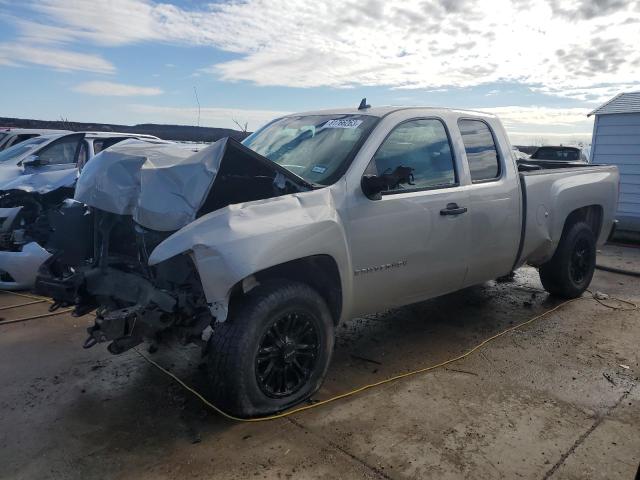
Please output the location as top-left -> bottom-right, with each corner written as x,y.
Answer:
347,118 -> 470,315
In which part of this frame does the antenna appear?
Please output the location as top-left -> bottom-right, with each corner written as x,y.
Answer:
358,98 -> 370,110
193,86 -> 201,127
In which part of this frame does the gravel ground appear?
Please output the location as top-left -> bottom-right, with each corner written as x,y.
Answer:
0,244 -> 638,479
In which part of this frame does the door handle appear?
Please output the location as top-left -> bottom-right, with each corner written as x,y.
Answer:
440,203 -> 467,216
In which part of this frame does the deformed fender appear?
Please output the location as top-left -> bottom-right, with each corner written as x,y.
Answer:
148,187 -> 351,321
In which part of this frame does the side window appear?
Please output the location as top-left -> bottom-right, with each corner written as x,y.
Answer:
37,136 -> 82,165
92,139 -> 106,154
458,119 -> 500,182
369,119 -> 456,192
77,141 -> 89,170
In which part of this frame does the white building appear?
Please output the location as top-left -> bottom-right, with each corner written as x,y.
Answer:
589,92 -> 640,232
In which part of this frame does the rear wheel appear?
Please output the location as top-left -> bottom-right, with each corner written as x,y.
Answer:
207,280 -> 334,418
539,221 -> 596,298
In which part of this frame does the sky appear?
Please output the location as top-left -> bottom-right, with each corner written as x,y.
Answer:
1,0 -> 639,144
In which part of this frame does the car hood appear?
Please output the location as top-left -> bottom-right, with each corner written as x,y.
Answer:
75,137 -> 312,232
0,164 -> 78,194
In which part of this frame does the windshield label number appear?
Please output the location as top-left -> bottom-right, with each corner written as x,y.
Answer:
323,119 -> 363,129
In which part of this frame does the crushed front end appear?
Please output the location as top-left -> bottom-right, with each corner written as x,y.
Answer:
34,137 -> 311,355
36,208 -> 213,354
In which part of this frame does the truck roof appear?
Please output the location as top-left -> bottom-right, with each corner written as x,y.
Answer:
288,105 -> 498,119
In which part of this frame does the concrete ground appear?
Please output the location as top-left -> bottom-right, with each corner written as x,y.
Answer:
0,244 -> 638,480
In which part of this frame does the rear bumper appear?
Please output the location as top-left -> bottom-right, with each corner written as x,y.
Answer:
0,242 -> 52,290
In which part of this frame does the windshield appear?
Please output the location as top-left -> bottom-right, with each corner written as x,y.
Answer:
242,114 -> 378,184
0,136 -> 48,163
531,147 -> 581,161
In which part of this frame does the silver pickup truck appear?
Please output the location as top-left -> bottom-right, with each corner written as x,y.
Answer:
36,105 -> 619,417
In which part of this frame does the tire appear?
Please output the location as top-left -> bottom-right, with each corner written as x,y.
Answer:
207,279 -> 335,418
539,221 -> 596,298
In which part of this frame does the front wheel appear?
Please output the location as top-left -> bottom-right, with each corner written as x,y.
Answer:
207,280 -> 334,418
539,221 -> 596,298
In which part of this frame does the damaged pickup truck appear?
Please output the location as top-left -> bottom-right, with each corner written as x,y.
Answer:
36,106 -> 619,417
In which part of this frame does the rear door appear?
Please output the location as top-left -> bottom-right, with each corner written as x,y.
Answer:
347,118 -> 470,314
457,119 -> 521,285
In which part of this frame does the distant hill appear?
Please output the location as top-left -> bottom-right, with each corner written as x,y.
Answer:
0,117 -> 250,143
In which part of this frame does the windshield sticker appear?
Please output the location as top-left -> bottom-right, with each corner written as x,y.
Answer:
322,119 -> 363,129
311,165 -> 327,174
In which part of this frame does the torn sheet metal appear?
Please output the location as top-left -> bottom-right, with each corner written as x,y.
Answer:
75,137 -> 311,232
147,187 -> 351,321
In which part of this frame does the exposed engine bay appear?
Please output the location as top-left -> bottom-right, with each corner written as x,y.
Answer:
0,188 -> 75,254
35,137 -> 312,354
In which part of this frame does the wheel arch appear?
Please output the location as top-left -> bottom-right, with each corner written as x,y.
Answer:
560,204 -> 603,239
228,255 -> 344,325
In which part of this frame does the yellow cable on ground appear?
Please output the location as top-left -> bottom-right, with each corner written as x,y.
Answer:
0,308 -> 74,326
1,288 -> 636,423
0,289 -> 69,326
0,290 -> 53,302
0,299 -> 47,311
135,297 -> 588,423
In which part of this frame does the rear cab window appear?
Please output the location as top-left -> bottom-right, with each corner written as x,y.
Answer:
366,118 -> 457,193
458,119 -> 501,183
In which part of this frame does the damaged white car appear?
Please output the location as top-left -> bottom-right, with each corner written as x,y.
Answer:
36,106 -> 619,417
0,132 -> 165,289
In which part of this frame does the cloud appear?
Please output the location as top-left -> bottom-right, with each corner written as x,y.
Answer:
5,0 -> 640,99
73,81 -> 163,96
127,104 -> 290,130
477,106 -> 592,128
549,0 -> 630,20
475,106 -> 594,144
0,43 -> 115,73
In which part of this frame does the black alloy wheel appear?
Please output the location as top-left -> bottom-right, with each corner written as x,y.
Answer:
255,311 -> 320,398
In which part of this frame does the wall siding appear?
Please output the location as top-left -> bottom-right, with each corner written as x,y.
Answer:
592,113 -> 640,231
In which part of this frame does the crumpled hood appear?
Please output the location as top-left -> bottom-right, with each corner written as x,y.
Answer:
0,166 -> 77,194
75,137 -> 311,232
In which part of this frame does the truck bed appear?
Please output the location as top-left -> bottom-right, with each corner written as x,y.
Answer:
516,164 -> 619,268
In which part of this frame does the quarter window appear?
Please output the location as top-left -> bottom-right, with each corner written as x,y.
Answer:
458,119 -> 500,182
369,119 -> 456,192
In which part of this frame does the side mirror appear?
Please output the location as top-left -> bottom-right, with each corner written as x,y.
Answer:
361,175 -> 387,200
22,155 -> 42,167
361,165 -> 415,200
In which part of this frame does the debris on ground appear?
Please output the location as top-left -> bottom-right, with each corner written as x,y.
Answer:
603,372 -> 617,385
350,354 -> 382,366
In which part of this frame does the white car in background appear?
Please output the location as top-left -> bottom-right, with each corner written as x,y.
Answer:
0,128 -> 71,151
0,131 -> 168,289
